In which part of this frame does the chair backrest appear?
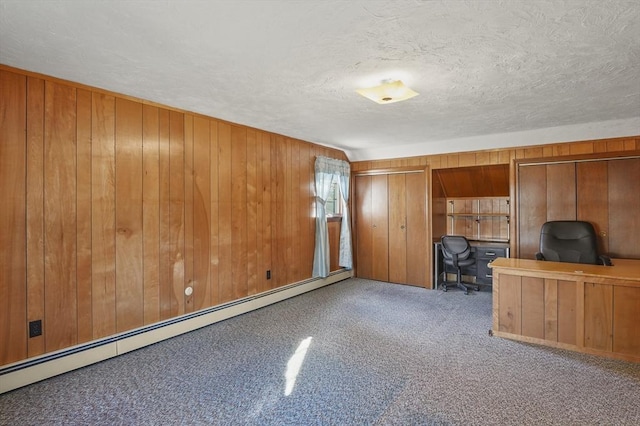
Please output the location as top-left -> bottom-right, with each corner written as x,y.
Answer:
441,235 -> 472,261
538,221 -> 599,264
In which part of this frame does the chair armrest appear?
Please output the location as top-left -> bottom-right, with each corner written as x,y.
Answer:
535,252 -> 545,261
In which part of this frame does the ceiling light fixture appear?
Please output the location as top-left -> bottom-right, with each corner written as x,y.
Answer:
356,79 -> 419,104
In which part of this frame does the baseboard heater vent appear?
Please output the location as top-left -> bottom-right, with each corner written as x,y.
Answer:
0,270 -> 352,394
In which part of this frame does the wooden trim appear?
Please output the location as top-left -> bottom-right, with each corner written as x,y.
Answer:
515,150 -> 640,167
353,166 -> 428,176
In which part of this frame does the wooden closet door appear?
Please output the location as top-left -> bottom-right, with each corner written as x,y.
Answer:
577,161 -> 609,255
405,172 -> 427,286
355,175 -> 374,279
608,158 -> 640,258
388,174 -> 407,284
355,174 -> 389,282
371,175 -> 389,281
518,163 -> 576,259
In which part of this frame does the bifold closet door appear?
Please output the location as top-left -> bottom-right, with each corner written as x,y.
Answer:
356,172 -> 427,286
355,174 -> 389,282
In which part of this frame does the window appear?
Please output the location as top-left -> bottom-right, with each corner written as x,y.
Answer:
325,182 -> 342,217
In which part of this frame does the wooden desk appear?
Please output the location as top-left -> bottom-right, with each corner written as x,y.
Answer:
490,258 -> 640,363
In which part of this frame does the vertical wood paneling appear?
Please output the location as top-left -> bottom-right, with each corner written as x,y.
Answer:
209,120 -> 220,305
557,279 -> 577,345
76,88 -> 93,343
246,129 -> 258,295
231,125 -> 248,299
193,116 -> 211,309
91,93 -> 116,338
26,76 -> 45,357
169,111 -> 185,315
520,277 -> 544,339
274,136 -> 287,287
142,105 -> 160,324
498,274 -> 521,334
1,66 -> 352,367
158,108 -> 172,319
584,283 -> 613,351
270,136 -> 279,290
0,70 -> 27,365
545,163 -> 576,221
184,115 -> 195,313
44,81 -> 77,351
612,286 -> 640,356
544,279 -> 558,341
217,122 -> 233,302
608,158 -> 640,258
260,131 -> 273,292
115,98 -> 144,332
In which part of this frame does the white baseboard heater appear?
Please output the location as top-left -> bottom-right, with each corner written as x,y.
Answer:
0,270 -> 352,394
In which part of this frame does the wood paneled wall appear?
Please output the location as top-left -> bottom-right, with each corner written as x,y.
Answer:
0,67 -> 347,366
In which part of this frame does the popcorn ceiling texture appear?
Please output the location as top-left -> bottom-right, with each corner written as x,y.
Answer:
1,0 -> 638,160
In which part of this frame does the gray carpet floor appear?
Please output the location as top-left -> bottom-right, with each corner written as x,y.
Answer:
1,278 -> 639,425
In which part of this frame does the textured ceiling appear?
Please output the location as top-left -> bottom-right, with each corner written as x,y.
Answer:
1,0 -> 639,160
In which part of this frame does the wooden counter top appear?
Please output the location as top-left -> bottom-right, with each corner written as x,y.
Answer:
489,257 -> 640,284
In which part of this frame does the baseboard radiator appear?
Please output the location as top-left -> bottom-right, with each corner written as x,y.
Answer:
0,270 -> 352,394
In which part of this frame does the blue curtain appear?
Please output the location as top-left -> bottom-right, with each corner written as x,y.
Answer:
312,156 -> 352,278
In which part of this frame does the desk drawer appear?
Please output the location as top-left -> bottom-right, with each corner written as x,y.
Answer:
476,247 -> 507,260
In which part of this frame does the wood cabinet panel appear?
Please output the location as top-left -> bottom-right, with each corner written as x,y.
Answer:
608,158 -> 640,258
584,282 -> 613,352
497,274 -> 521,334
545,163 -> 576,221
517,164 -> 547,259
491,258 -> 640,362
521,277 -> 544,339
557,279 -> 577,345
543,279 -> 558,341
613,286 -> 640,356
576,161 -> 609,254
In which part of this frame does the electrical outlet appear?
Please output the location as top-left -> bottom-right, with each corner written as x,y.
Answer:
266,270 -> 271,280
29,320 -> 42,338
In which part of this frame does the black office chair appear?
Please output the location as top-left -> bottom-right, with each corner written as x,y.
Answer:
440,235 -> 479,295
535,221 -> 612,266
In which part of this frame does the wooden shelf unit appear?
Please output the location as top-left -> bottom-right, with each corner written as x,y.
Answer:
446,197 -> 510,242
